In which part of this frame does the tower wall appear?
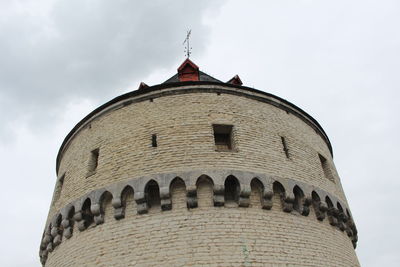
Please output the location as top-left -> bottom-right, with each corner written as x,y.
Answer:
41,84 -> 359,266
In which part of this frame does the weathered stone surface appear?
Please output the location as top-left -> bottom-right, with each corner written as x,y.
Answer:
41,84 -> 359,266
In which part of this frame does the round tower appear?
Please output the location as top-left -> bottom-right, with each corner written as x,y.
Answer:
40,59 -> 359,266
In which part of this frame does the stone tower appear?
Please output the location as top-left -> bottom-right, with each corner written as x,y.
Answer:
40,59 -> 360,266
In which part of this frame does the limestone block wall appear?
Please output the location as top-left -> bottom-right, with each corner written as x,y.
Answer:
41,83 -> 359,266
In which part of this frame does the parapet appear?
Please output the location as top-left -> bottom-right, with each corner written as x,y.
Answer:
40,169 -> 358,265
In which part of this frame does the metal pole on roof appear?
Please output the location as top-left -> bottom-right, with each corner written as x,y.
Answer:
183,29 -> 192,58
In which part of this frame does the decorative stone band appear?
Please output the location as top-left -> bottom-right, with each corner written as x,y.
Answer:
39,170 -> 358,265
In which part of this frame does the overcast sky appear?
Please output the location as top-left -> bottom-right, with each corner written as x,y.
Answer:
0,0 -> 399,266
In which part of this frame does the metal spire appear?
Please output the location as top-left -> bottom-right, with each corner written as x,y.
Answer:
183,29 -> 192,58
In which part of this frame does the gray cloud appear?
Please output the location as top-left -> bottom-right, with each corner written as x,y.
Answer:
199,1 -> 400,266
0,0 -> 221,138
0,1 -> 224,266
1,1 -> 398,266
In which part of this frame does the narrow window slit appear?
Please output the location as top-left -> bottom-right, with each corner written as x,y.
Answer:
152,134 -> 157,147
319,153 -> 334,182
87,148 -> 99,175
281,136 -> 289,158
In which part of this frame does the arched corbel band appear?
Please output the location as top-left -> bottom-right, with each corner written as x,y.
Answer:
40,169 -> 358,265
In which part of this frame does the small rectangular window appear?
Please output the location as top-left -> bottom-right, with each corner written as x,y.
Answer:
213,124 -> 233,151
319,153 -> 334,182
87,148 -> 99,175
152,134 -> 157,147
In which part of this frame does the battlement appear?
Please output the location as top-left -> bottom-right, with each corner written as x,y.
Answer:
40,169 -> 358,265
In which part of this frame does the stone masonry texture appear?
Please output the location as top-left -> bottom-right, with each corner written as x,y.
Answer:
40,83 -> 360,266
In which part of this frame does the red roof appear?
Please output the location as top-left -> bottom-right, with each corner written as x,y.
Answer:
177,58 -> 199,82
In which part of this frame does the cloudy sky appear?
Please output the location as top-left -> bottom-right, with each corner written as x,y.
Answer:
1,0 -> 399,266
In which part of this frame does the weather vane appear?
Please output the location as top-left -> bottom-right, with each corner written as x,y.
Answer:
183,29 -> 192,58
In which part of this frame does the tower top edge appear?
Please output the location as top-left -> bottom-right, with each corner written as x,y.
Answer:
55,81 -> 333,174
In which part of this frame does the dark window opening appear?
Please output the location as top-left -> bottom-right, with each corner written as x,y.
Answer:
281,136 -> 290,158
81,199 -> 94,229
55,215 -> 62,233
145,180 -> 161,208
319,154 -> 334,182
87,148 -> 99,175
312,191 -> 324,221
273,181 -> 286,201
213,124 -> 233,151
224,176 -> 240,204
326,196 -> 334,209
152,134 -> 157,147
346,209 -> 351,218
67,207 -> 75,235
293,186 -> 304,213
312,191 -> 321,202
337,202 -> 344,213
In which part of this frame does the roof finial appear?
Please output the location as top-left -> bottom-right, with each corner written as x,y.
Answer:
183,29 -> 192,58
